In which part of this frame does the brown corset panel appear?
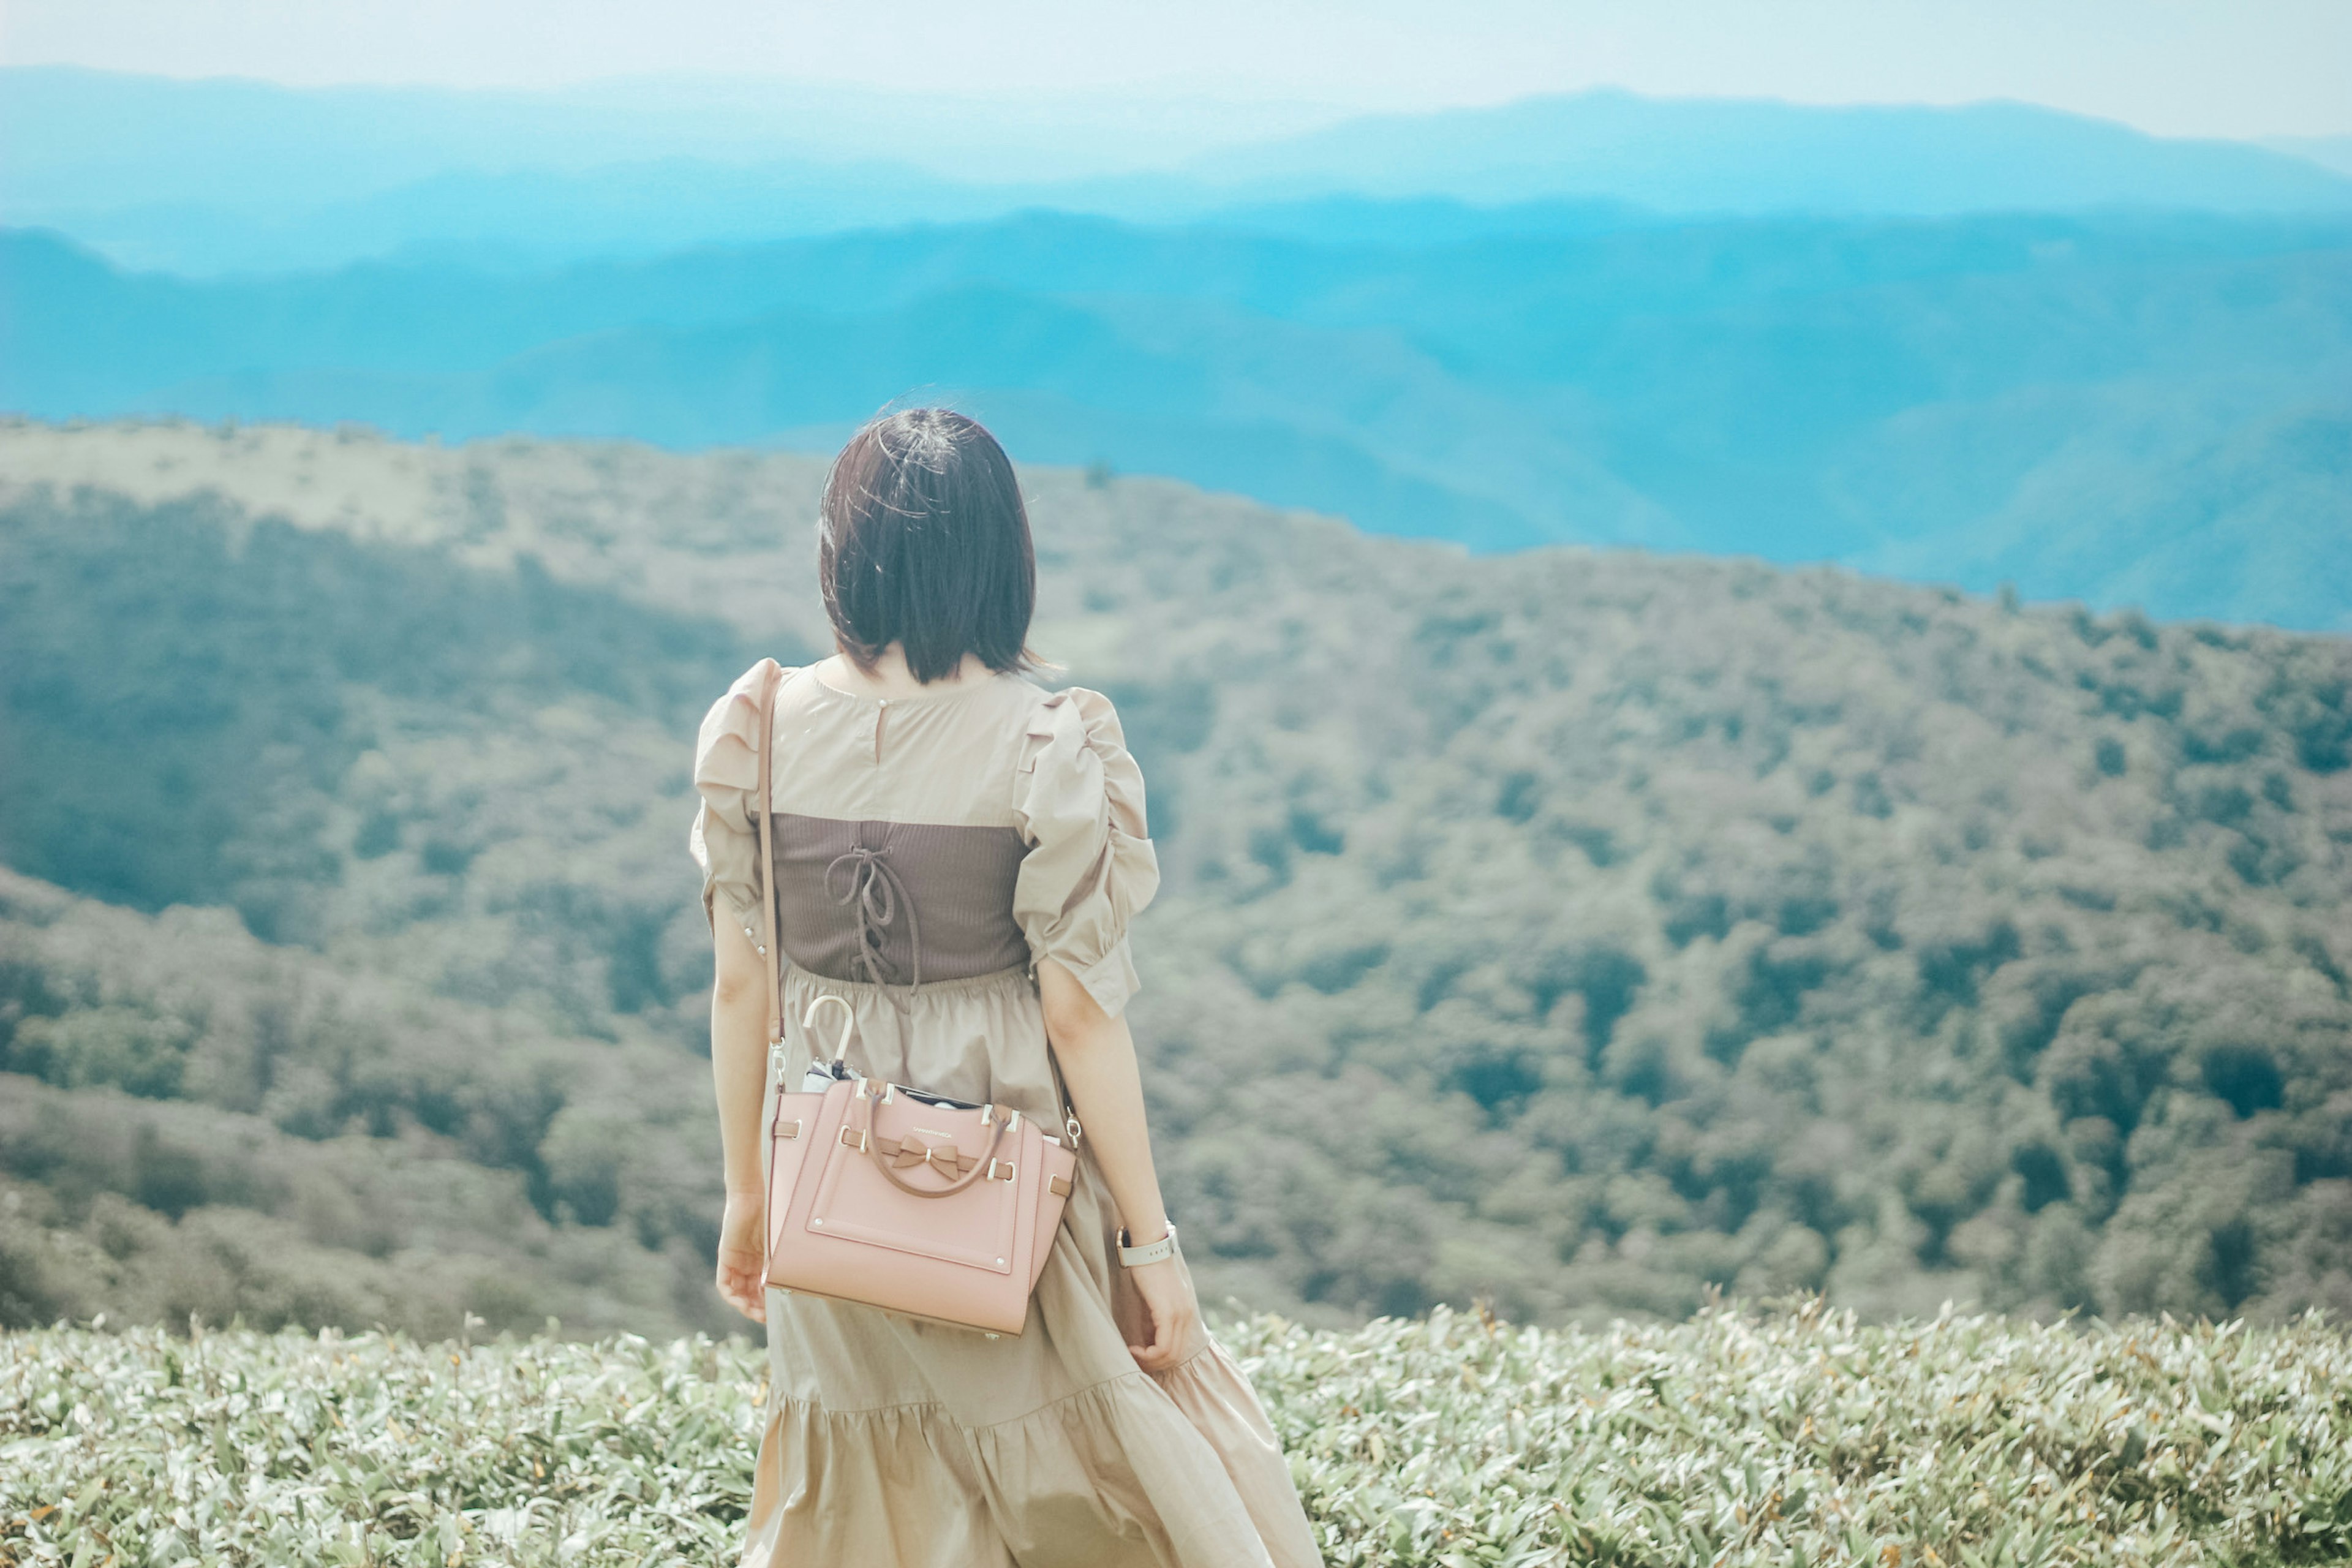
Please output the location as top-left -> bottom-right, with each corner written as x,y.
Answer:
766,812 -> 1031,989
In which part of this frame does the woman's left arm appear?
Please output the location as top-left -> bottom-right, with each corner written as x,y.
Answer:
710,916 -> 771,1322
1038,957 -> 1196,1373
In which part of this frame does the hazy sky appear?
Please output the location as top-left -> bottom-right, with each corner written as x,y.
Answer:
6,0 -> 2349,138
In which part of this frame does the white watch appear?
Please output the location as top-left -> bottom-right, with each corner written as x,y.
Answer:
1117,1221 -> 1178,1268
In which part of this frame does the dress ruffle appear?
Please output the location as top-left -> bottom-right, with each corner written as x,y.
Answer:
1011,687 -> 1163,1018
688,658 -> 794,933
742,1327 -> 1318,1568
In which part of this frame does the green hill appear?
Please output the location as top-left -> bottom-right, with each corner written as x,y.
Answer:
4,1305 -> 2348,1566
1,418 -> 2348,1336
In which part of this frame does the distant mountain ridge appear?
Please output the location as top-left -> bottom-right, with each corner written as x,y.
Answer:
0,64 -> 1343,207
2261,135 -> 2352,179
1186,90 -> 2352,215
7,69 -> 2350,277
6,204 -> 2347,628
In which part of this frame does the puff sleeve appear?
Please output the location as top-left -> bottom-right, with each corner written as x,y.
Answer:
687,659 -> 788,936
1011,687 -> 1163,1019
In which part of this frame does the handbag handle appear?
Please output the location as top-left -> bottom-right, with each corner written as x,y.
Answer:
807,992 -> 1011,1199
750,659 -> 1086,1153
855,1082 -> 1010,1199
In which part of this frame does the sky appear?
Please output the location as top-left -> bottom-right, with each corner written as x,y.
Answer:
5,0 -> 2350,140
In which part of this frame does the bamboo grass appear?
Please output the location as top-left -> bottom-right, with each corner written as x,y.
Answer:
3,1301 -> 2346,1567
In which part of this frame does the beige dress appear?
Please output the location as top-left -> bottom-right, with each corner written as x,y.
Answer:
689,659 -> 1322,1568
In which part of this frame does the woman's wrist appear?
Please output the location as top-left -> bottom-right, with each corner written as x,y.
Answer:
1117,1219 -> 1179,1268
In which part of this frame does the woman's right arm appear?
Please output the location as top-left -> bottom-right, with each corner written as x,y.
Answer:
710,916 -> 771,1322
688,660 -> 783,1323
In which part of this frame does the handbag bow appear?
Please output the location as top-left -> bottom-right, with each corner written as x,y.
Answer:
873,1134 -> 978,1177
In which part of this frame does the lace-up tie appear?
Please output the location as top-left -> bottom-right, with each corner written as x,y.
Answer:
824,842 -> 922,1009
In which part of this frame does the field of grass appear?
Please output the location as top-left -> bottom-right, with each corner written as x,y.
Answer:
2,1301 -> 2347,1567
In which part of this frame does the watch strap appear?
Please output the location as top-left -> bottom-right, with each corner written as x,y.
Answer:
1117,1221 -> 1178,1268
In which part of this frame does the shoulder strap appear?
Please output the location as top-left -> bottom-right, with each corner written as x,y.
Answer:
753,659 -> 787,1048
1046,1045 -> 1084,1152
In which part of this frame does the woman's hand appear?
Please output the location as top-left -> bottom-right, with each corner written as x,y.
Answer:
716,1189 -> 767,1322
1125,1253 -> 1200,1372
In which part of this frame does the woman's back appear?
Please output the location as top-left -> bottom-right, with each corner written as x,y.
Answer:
693,657 -> 1159,1085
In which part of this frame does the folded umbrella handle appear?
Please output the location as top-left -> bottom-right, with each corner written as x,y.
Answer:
802,993 -> 859,1066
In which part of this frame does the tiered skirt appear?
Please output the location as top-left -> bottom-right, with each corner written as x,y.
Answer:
742,962 -> 1322,1568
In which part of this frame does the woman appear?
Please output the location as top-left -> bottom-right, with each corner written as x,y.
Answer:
689,409 -> 1322,1567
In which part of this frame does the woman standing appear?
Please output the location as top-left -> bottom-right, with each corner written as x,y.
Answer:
689,409 -> 1322,1567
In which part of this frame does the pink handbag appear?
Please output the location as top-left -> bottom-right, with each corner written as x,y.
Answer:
747,662 -> 1082,1336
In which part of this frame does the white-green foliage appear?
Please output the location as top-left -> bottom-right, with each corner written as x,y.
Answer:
4,1305 -> 2346,1567
1245,1304 -> 2352,1567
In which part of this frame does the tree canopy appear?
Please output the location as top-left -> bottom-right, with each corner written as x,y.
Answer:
1,418 -> 2345,1335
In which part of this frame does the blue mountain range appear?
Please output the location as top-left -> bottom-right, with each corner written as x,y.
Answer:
2,70 -> 2346,629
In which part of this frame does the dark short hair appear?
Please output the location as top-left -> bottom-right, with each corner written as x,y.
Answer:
818,409 -> 1039,683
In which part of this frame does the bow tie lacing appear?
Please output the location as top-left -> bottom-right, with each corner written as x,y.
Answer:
824,843 -> 922,1011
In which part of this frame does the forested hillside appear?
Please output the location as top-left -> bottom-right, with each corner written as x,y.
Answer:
2,418 -> 2347,1337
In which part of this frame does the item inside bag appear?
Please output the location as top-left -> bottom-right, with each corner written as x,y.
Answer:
799,1055 -> 989,1114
